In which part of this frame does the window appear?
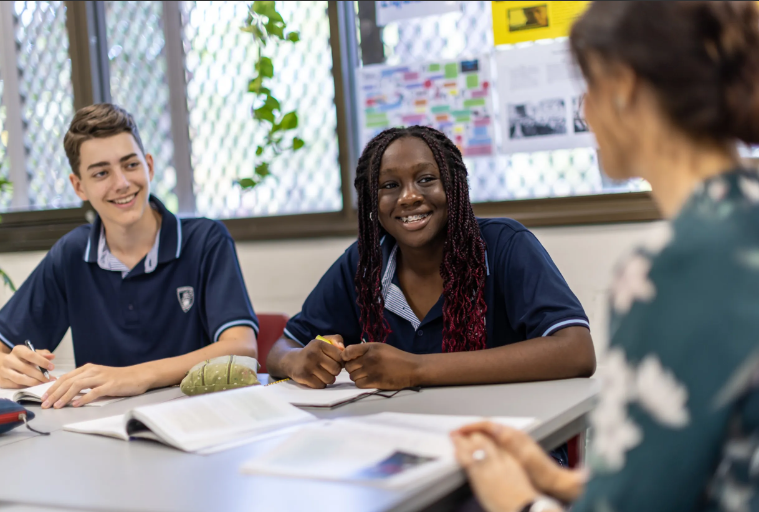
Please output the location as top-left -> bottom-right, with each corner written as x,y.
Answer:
359,1 -> 649,203
0,1 -> 659,253
0,1 -> 78,212
181,0 -> 341,219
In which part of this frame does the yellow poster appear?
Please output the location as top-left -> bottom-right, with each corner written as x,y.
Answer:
492,1 -> 590,46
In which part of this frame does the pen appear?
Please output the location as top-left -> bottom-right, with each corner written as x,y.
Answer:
24,340 -> 50,380
315,335 -> 335,345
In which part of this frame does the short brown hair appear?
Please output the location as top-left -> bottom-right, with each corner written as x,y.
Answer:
63,103 -> 146,176
570,1 -> 759,144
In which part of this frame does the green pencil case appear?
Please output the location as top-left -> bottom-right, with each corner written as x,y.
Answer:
180,355 -> 261,396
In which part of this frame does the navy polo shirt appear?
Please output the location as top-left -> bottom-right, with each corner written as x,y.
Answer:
0,196 -> 258,367
285,218 -> 588,352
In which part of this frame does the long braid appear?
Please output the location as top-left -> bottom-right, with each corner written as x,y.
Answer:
354,126 -> 488,351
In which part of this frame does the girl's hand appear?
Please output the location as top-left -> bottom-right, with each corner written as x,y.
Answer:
452,431 -> 539,512
455,422 -> 586,503
342,342 -> 420,389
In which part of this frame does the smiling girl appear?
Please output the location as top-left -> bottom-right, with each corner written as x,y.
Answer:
266,125 -> 595,393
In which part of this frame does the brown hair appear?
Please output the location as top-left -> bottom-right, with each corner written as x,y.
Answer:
63,103 -> 145,176
570,1 -> 759,144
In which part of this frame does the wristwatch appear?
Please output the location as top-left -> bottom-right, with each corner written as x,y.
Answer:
520,495 -> 564,512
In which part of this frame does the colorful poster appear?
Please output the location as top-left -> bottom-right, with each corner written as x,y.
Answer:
495,41 -> 596,153
375,1 -> 461,26
491,1 -> 589,46
358,57 -> 495,157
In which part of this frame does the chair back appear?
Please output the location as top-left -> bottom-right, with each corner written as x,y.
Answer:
256,313 -> 289,373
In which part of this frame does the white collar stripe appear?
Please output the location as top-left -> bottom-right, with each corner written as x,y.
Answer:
380,244 -> 422,331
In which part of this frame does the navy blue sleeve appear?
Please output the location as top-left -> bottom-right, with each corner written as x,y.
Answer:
497,231 -> 589,340
284,244 -> 363,346
0,240 -> 69,351
199,222 -> 259,341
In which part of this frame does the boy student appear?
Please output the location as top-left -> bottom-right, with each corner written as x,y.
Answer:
0,104 -> 258,408
267,126 -> 595,392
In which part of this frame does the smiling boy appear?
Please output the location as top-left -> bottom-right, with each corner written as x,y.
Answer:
0,104 -> 259,407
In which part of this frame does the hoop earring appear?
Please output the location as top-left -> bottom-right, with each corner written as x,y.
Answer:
369,212 -> 372,220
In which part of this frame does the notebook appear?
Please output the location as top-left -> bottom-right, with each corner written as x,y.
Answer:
262,369 -> 382,408
240,412 -> 537,489
0,380 -> 123,407
63,384 -> 316,453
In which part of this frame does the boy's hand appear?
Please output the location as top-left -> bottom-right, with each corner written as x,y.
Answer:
282,335 -> 345,389
342,342 -> 420,390
0,345 -> 55,389
41,363 -> 152,408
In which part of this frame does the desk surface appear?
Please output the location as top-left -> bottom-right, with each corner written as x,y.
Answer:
0,378 -> 599,512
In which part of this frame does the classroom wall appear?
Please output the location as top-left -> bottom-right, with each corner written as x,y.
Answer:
0,220 -> 666,369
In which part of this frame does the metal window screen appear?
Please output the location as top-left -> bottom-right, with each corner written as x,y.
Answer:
181,1 -> 341,219
371,1 -> 649,202
0,65 -> 11,209
15,1 -> 79,209
105,1 -> 179,212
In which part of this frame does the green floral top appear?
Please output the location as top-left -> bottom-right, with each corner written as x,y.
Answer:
575,169 -> 759,512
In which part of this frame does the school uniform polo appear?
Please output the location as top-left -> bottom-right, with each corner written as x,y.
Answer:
0,195 -> 258,368
285,217 -> 588,351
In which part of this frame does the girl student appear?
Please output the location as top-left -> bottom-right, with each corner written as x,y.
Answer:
266,125 -> 595,393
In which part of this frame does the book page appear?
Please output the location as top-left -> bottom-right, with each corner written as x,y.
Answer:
63,414 -> 129,441
344,412 -> 537,434
262,370 -> 378,407
0,379 -> 123,407
240,420 -> 456,489
132,385 -> 316,452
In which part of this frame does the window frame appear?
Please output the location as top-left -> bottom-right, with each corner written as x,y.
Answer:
0,0 -> 661,254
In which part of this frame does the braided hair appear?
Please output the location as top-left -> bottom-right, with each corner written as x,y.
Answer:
353,126 -> 488,352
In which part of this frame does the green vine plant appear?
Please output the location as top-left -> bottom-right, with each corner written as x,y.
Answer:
238,1 -> 304,190
0,178 -> 15,292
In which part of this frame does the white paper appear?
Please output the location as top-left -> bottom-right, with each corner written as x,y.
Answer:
241,420 -> 456,489
262,370 -> 378,407
241,413 -> 537,488
358,56 -> 495,158
0,379 -> 123,407
132,385 -> 316,452
495,41 -> 597,153
375,1 -> 460,26
64,414 -> 129,440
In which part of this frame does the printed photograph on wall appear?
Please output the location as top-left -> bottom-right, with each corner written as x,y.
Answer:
572,95 -> 589,133
508,99 -> 566,139
507,4 -> 549,31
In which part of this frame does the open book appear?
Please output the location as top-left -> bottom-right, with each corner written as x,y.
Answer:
0,380 -> 123,407
64,384 -> 316,453
240,412 -> 537,489
262,369 -> 382,408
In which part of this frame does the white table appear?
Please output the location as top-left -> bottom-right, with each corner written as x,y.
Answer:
0,377 -> 599,512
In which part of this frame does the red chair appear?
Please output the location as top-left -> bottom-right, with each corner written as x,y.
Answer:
567,432 -> 585,468
256,313 -> 289,373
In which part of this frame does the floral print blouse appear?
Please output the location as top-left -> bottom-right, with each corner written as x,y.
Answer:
574,169 -> 759,512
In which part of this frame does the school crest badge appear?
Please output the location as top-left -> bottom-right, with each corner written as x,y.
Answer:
177,286 -> 194,313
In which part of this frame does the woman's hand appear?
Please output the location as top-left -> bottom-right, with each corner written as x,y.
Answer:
342,342 -> 420,389
452,431 -> 540,512
281,335 -> 345,389
0,345 -> 54,389
455,422 -> 586,503
40,363 -> 153,408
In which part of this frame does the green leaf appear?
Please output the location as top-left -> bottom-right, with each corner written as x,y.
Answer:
253,106 -> 276,124
279,111 -> 299,131
266,21 -> 285,39
255,145 -> 265,156
237,177 -> 259,190
263,95 -> 280,111
266,10 -> 284,24
255,162 -> 271,178
248,76 -> 264,93
257,56 -> 274,78
292,137 -> 305,150
0,269 -> 16,293
252,1 -> 276,15
286,31 -> 300,43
